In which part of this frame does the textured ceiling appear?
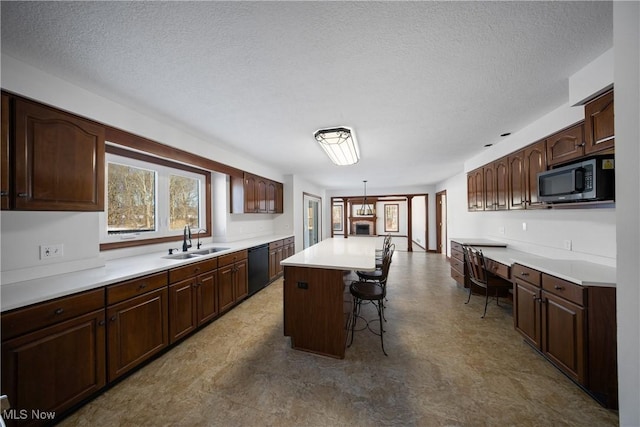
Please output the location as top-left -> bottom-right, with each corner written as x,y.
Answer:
1,1 -> 613,190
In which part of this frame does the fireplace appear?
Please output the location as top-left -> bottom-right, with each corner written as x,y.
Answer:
355,223 -> 370,235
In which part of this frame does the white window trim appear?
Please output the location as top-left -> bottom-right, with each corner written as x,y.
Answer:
100,152 -> 207,244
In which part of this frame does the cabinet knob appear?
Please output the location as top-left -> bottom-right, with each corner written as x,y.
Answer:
138,283 -> 147,290
110,315 -> 117,322
532,295 -> 537,300
575,142 -> 586,148
194,267 -> 200,273
54,308 -> 64,315
98,320 -> 106,326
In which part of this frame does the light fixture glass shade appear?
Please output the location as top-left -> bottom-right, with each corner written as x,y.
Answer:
313,127 -> 360,166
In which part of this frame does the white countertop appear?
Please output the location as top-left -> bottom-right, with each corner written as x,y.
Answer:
478,247 -> 616,287
1,234 -> 293,312
450,238 -> 508,247
281,237 -> 377,271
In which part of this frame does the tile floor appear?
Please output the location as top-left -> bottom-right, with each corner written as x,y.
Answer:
60,251 -> 618,426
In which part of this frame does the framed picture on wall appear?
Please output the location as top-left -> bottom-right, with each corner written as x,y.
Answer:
384,204 -> 399,232
332,204 -> 343,231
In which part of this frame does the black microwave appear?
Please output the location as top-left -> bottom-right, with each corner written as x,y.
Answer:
537,156 -> 615,203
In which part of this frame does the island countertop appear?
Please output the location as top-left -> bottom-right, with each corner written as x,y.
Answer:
281,237 -> 377,271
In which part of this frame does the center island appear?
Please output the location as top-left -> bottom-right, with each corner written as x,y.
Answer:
281,237 -> 378,358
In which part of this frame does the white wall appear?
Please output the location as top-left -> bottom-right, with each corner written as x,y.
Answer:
0,55 -> 292,282
614,2 -> 640,425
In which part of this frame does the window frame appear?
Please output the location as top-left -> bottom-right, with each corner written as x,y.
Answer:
100,144 -> 212,251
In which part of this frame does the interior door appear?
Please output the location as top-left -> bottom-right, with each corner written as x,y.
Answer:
303,193 -> 321,249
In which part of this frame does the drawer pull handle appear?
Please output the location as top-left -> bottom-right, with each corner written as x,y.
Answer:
17,193 -> 28,198
54,308 -> 64,315
554,285 -> 564,290
138,283 -> 147,290
0,191 -> 7,196
520,272 -> 529,276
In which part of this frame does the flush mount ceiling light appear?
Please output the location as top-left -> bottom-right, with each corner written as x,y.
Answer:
313,126 -> 360,166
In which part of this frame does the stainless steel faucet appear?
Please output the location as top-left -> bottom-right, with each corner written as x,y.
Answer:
182,225 -> 192,252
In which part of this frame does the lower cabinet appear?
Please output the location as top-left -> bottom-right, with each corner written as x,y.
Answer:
1,290 -> 106,427
168,258 -> 219,343
269,237 -> 295,281
106,273 -> 169,381
218,250 -> 248,313
512,263 -> 617,409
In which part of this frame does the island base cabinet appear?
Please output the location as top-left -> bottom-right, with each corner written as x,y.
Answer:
107,287 -> 168,382
1,310 -> 106,427
283,266 -> 349,359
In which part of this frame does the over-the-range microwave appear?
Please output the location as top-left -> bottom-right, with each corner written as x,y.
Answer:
537,156 -> 615,203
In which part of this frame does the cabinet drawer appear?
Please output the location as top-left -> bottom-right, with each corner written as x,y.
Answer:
485,259 -> 510,281
450,267 -> 465,285
450,257 -> 465,275
218,250 -> 248,267
542,274 -> 584,306
512,264 -> 541,287
1,288 -> 105,341
451,241 -> 463,253
269,240 -> 284,250
169,258 -> 218,283
451,248 -> 464,263
284,237 -> 295,245
107,272 -> 168,305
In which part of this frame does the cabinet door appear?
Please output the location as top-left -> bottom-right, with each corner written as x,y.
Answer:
269,248 -> 278,281
513,279 -> 540,348
218,264 -> 235,313
494,157 -> 508,210
541,291 -> 586,383
508,150 -> 525,210
256,177 -> 267,213
1,310 -> 106,426
244,174 -> 257,213
14,98 -> 105,211
483,163 -> 496,210
467,173 -> 476,211
584,90 -> 614,155
234,259 -> 248,301
169,279 -> 197,344
196,270 -> 218,325
275,182 -> 284,213
467,168 -> 484,211
524,140 -> 546,207
107,288 -> 168,381
267,181 -> 276,213
1,93 -> 10,210
546,122 -> 585,167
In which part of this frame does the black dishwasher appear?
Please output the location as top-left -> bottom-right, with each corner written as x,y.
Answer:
248,244 -> 269,295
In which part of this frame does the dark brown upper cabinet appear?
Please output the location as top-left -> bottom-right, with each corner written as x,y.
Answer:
9,96 -> 105,211
1,93 -> 10,210
231,172 -> 283,214
546,122 -> 585,167
584,90 -> 614,155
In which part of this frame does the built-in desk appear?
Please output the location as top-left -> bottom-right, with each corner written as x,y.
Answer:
281,237 -> 377,358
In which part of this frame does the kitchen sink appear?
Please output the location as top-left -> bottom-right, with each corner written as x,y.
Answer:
162,247 -> 230,260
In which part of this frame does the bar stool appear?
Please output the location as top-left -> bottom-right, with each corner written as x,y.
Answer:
348,248 -> 393,356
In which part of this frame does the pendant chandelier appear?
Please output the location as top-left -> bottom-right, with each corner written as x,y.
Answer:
356,180 -> 375,216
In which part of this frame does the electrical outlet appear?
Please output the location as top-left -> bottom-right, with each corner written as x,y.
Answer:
522,222 -> 527,231
563,240 -> 572,251
498,226 -> 505,235
40,244 -> 63,259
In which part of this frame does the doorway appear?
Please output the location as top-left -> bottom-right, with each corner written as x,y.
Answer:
436,190 -> 447,255
303,193 -> 322,249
